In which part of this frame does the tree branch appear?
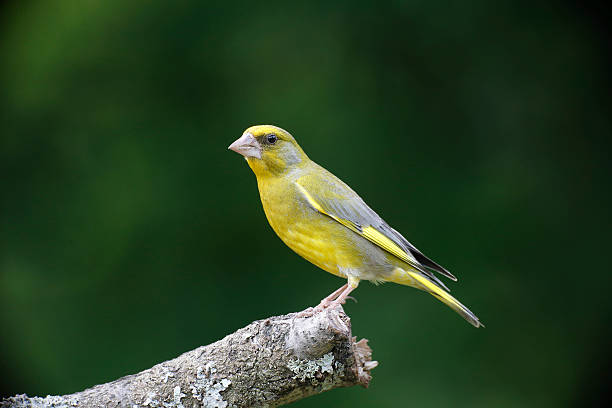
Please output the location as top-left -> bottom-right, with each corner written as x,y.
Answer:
1,306 -> 377,408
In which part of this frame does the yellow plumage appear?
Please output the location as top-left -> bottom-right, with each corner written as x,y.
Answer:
229,125 -> 483,327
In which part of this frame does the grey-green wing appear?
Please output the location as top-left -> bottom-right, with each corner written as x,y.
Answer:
295,164 -> 456,289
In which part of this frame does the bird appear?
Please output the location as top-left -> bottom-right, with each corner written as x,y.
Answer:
228,125 -> 483,327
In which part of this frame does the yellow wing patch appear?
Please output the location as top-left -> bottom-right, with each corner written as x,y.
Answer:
295,183 -> 326,213
361,226 -> 417,264
296,182 -> 417,266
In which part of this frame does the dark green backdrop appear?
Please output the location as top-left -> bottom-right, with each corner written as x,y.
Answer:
1,1 -> 610,407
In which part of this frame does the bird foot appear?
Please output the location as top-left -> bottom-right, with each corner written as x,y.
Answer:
296,282 -> 357,318
295,300 -> 347,318
296,304 -> 333,318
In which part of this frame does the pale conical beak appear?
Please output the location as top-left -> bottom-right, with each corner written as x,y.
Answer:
228,133 -> 262,159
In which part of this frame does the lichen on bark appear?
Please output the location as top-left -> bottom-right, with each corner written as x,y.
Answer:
1,306 -> 376,408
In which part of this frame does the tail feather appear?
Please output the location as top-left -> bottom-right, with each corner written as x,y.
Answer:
389,268 -> 484,328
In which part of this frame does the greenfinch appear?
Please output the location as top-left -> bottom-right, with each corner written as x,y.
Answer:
229,125 -> 482,327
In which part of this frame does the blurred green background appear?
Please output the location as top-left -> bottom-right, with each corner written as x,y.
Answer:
1,1 -> 610,407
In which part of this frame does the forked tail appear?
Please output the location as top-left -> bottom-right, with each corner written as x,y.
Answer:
389,269 -> 484,328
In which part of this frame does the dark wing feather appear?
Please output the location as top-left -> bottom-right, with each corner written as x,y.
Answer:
385,225 -> 457,281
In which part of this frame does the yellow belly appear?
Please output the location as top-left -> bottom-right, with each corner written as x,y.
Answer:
257,176 -> 358,278
276,219 -> 349,278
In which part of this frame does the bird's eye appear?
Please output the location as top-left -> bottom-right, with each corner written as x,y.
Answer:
266,134 -> 277,144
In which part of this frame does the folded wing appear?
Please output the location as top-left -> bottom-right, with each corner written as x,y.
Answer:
295,168 -> 456,290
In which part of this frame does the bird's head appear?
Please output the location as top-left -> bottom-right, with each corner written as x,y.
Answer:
228,125 -> 309,177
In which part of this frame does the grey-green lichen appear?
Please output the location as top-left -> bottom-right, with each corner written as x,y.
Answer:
190,362 -> 232,408
142,392 -> 160,407
286,352 -> 335,381
172,386 -> 186,408
140,386 -> 185,408
161,365 -> 176,384
0,394 -> 78,408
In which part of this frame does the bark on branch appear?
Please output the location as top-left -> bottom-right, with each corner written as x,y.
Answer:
1,306 -> 377,408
